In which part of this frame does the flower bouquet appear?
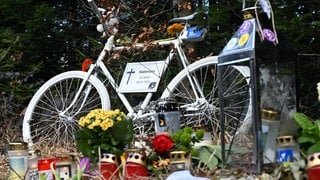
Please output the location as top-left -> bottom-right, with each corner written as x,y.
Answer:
150,127 -> 204,156
75,109 -> 134,163
147,128 -> 204,175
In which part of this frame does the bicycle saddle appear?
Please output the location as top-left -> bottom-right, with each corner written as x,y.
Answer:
168,12 -> 198,24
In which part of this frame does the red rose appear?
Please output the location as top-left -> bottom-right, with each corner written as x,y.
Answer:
152,133 -> 174,154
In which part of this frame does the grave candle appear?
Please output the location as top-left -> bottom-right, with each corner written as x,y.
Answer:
7,142 -> 28,180
276,135 -> 300,163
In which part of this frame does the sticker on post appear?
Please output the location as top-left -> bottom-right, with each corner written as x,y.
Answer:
262,28 -> 276,43
238,20 -> 252,35
238,33 -> 250,46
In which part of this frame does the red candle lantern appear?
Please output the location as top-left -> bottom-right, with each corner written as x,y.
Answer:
38,157 -> 56,180
307,152 -> 320,180
124,149 -> 148,180
100,153 -> 119,179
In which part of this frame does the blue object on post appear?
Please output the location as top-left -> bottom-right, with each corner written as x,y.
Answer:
182,26 -> 206,42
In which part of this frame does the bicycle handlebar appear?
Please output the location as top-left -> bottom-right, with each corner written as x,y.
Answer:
168,12 -> 198,24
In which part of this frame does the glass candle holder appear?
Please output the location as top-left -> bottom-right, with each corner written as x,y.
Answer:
8,142 -> 28,180
261,107 -> 280,163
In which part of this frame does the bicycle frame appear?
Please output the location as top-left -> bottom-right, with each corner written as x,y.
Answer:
61,27 -> 206,120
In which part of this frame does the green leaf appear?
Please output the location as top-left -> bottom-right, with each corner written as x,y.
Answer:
207,145 -> 223,160
307,141 -> 320,155
195,130 -> 204,140
293,113 -> 314,130
183,127 -> 193,134
171,131 -> 182,142
197,146 -> 219,170
100,143 -> 111,151
111,138 -> 118,146
180,133 -> 192,148
317,120 -> 320,137
301,126 -> 317,136
39,173 -> 47,180
110,119 -> 133,143
207,156 -> 219,170
191,148 -> 199,157
298,136 -> 316,144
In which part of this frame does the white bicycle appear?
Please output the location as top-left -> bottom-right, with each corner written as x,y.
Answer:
22,0 -> 251,148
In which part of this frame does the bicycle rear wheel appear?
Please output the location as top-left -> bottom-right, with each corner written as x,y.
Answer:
23,71 -> 110,148
161,56 -> 251,139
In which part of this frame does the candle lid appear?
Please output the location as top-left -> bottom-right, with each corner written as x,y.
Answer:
261,108 -> 279,121
170,151 -> 189,164
9,141 -> 27,150
276,135 -> 295,146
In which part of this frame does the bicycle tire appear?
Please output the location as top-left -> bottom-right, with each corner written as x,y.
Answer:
161,56 -> 251,139
23,71 -> 110,148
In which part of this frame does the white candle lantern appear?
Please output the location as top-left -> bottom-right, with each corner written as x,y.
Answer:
7,142 -> 29,180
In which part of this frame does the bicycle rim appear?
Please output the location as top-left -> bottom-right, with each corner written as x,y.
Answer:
23,71 -> 110,148
161,56 -> 251,139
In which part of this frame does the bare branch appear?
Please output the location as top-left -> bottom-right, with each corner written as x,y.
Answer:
298,53 -> 320,57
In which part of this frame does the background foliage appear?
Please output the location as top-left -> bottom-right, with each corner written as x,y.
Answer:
0,0 -> 319,146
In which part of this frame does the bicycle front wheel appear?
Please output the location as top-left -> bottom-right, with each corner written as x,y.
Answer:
161,56 -> 251,139
23,71 -> 110,148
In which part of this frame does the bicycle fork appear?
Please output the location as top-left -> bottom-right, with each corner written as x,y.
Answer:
59,64 -> 97,118
176,44 -> 208,111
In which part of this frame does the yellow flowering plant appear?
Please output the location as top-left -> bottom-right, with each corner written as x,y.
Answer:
75,109 -> 133,163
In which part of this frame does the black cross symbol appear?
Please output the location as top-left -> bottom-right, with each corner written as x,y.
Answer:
126,68 -> 135,84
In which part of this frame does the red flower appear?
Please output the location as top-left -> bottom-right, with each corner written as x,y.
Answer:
81,58 -> 93,72
152,133 -> 174,154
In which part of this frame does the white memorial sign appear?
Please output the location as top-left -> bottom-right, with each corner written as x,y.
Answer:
119,61 -> 165,93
